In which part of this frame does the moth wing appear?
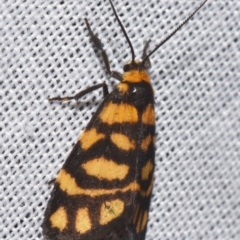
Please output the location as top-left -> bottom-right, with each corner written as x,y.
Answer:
43,82 -> 155,240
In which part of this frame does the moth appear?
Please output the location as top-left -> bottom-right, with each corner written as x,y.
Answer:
42,0 -> 208,239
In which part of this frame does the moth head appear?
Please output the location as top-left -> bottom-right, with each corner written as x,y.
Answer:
123,59 -> 151,72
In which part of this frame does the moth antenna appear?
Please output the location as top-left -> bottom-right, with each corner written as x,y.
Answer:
141,0 -> 208,67
109,0 -> 135,64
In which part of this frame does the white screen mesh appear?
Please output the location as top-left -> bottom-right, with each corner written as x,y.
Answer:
1,0 -> 240,239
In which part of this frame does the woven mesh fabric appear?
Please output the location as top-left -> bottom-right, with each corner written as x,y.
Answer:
1,0 -> 240,239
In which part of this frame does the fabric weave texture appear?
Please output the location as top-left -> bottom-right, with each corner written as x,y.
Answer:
1,0 -> 240,239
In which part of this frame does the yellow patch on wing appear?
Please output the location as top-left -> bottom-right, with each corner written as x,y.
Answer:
141,211 -> 148,232
57,169 -> 139,197
141,160 -> 153,181
79,128 -> 105,150
49,206 -> 68,232
132,204 -> 140,225
135,210 -> 148,233
142,104 -> 155,125
75,207 -> 92,234
99,102 -> 138,124
110,133 -> 136,151
136,211 -> 143,233
123,69 -> 150,83
141,177 -> 154,197
99,199 -> 124,225
81,157 -> 129,180
117,83 -> 129,93
141,135 -> 152,152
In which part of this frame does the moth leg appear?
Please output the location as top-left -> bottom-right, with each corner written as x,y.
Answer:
141,39 -> 151,69
84,18 -> 122,81
48,82 -> 109,101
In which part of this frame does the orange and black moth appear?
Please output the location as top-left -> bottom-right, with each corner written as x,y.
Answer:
42,0 -> 208,239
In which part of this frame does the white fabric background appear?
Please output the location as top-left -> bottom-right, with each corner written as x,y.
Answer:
1,0 -> 240,239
